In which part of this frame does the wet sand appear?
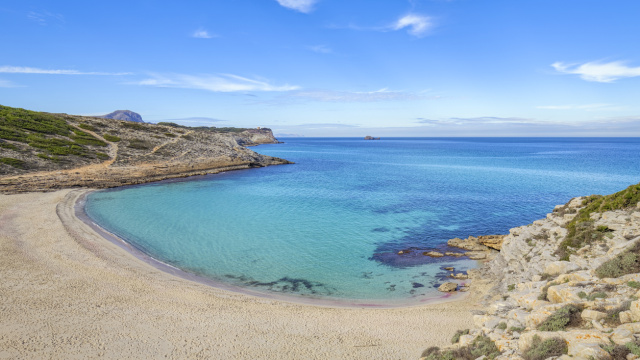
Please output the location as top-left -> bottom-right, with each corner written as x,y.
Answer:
0,189 -> 485,359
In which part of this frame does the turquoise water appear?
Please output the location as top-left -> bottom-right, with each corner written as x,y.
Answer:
85,137 -> 640,306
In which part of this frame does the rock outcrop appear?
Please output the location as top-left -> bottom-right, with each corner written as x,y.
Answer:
421,186 -> 640,360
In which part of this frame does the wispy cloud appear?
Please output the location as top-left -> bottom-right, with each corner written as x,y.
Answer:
416,116 -> 536,126
136,73 -> 299,92
0,79 -> 21,88
275,0 -> 318,13
393,14 -> 432,37
0,66 -> 130,76
537,103 -> 620,111
307,45 -> 332,54
287,88 -> 427,102
552,61 -> 640,83
27,10 -> 64,26
328,13 -> 434,38
191,29 -> 217,39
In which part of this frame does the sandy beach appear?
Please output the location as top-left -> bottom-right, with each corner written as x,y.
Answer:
0,189 -> 485,359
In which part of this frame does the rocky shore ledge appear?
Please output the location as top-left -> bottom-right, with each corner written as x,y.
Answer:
0,106 -> 291,193
421,183 -> 640,360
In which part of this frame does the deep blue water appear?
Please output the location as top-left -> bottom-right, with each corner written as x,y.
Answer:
85,137 -> 640,305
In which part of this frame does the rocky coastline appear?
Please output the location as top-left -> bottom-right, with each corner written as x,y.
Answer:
421,184 -> 640,360
0,108 -> 291,193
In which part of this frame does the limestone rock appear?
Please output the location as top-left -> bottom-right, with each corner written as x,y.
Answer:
610,328 -> 634,345
544,261 -> 580,276
438,282 -> 458,292
466,251 -> 488,260
581,309 -> 606,322
477,235 -> 506,250
450,273 -> 468,280
630,300 -> 640,321
619,311 -> 634,324
448,237 -> 490,252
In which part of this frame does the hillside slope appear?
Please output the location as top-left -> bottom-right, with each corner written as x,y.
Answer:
0,105 -> 290,193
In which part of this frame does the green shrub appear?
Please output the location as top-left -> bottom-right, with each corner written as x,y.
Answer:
451,329 -> 469,344
127,138 -> 153,150
578,291 -> 587,299
507,284 -> 515,291
538,304 -> 582,331
27,135 -> 85,156
0,141 -> 18,150
421,336 -> 500,360
497,322 -> 507,330
37,153 -> 60,162
628,281 -> 640,289
103,134 -> 121,142
164,132 -> 177,138
509,326 -> 525,333
95,152 -> 109,160
627,341 -> 640,356
78,123 -> 96,131
586,292 -> 607,301
0,157 -> 26,169
595,242 -> 640,279
602,301 -> 632,325
71,130 -> 107,147
523,336 -> 567,360
121,122 -> 145,130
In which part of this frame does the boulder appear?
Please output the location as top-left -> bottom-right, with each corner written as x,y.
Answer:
610,328 -> 634,345
544,261 -> 580,276
581,309 -> 606,322
444,252 -> 465,257
466,252 -> 488,260
438,282 -> 458,292
619,310 -> 634,324
450,273 -> 468,280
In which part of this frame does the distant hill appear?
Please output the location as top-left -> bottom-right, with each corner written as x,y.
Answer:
102,110 -> 144,123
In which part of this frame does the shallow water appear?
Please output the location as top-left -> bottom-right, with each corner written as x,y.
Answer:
85,137 -> 640,305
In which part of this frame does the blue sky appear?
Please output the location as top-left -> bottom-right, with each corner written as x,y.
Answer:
1,0 -> 640,136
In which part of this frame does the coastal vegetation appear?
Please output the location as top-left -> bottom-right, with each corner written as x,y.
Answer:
557,182 -> 640,260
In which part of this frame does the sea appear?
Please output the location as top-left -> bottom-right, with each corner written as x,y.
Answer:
84,137 -> 640,306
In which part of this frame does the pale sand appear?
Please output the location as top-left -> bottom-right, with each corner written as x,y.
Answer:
0,189 -> 487,359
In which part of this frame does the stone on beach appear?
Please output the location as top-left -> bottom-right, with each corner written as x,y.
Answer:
438,282 -> 458,292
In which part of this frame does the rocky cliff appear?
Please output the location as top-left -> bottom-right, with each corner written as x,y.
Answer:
0,105 -> 291,193
422,183 -> 640,360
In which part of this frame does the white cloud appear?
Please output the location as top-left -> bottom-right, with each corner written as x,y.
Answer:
0,66 -> 130,76
307,45 -> 332,54
191,29 -> 216,39
136,73 -> 299,92
393,14 -> 432,37
537,103 -> 618,111
275,0 -> 318,13
288,88 -> 425,102
417,116 -> 536,126
552,61 -> 640,82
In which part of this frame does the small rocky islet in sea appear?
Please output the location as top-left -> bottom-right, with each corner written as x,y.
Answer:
419,182 -> 640,360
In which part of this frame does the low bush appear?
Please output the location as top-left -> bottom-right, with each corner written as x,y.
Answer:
127,138 -> 153,150
538,304 -> 582,331
121,122 -> 145,130
78,123 -> 96,131
71,130 -> 107,147
538,281 -> 558,301
523,336 -> 567,360
164,132 -> 177,138
496,322 -> 507,330
628,281 -> 640,289
421,336 -> 500,360
451,329 -> 469,344
95,152 -> 110,160
0,141 -> 18,150
595,242 -> 640,279
103,134 -> 121,142
0,157 -> 26,169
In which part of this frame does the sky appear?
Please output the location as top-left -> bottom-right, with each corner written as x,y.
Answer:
1,0 -> 640,137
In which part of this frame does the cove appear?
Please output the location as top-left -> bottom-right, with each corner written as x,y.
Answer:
84,137 -> 640,306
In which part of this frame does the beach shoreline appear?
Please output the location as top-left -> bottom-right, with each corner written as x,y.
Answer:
0,188 -> 487,359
